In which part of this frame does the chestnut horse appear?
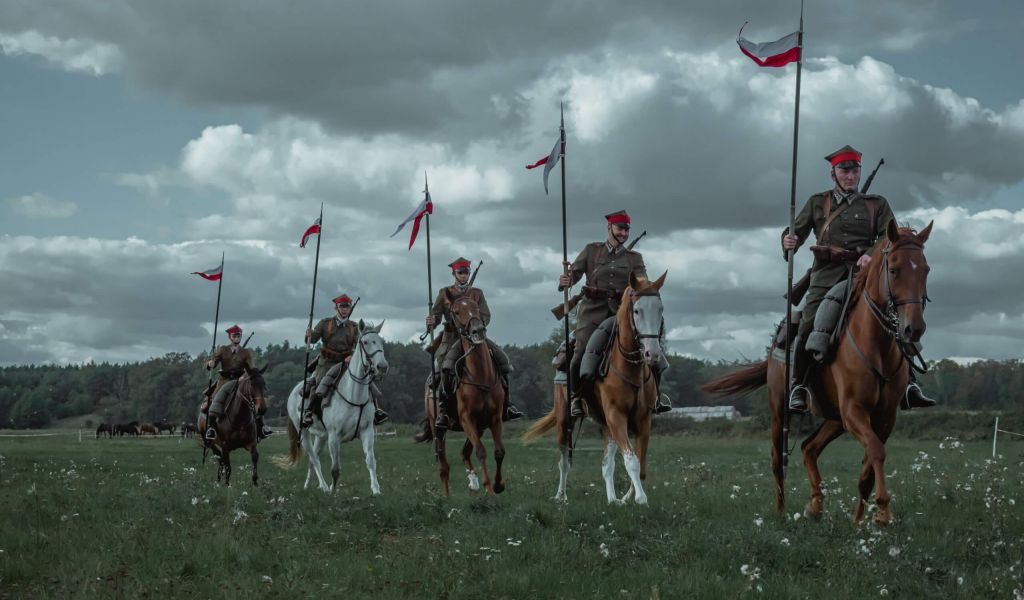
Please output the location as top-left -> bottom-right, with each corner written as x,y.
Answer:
424,292 -> 506,496
703,222 -> 932,525
525,271 -> 668,506
197,366 -> 268,486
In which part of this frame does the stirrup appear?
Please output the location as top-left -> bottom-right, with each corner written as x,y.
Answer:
788,385 -> 809,414
654,394 -> 672,414
204,426 -> 217,441
435,412 -> 450,430
904,383 -> 936,409
569,397 -> 585,418
504,405 -> 523,421
300,410 -> 315,428
374,409 -> 389,425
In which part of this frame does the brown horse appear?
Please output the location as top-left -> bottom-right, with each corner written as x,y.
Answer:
703,221 -> 932,525
140,422 -> 159,436
525,271 -> 668,505
197,367 -> 268,486
422,292 -> 506,496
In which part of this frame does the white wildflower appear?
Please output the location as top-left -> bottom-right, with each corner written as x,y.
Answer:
191,497 -> 199,506
888,547 -> 901,557
754,517 -> 764,527
232,510 -> 249,525
261,575 -> 273,584
599,542 -> 610,558
780,538 -> 790,546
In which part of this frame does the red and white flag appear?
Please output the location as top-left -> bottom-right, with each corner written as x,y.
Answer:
526,137 -> 562,195
191,260 -> 223,281
391,192 -> 433,250
299,217 -> 321,248
737,22 -> 801,68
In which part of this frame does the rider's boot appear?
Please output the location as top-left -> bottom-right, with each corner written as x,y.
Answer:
204,415 -> 219,441
370,382 -> 389,425
569,361 -> 586,418
301,393 -> 323,428
434,372 -> 452,430
904,372 -> 936,409
256,415 -> 273,440
789,337 -> 811,414
500,375 -> 523,421
652,366 -> 672,414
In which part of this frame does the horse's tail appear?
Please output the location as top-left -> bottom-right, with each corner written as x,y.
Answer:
273,420 -> 303,469
701,360 -> 769,398
521,406 -> 558,442
412,418 -> 433,444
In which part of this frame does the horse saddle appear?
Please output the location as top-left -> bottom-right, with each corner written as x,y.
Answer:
315,362 -> 348,406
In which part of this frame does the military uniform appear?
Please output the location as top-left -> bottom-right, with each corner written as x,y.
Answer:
783,145 -> 934,411
205,325 -> 272,441
427,257 -> 520,429
302,293 -> 389,426
560,210 -> 670,415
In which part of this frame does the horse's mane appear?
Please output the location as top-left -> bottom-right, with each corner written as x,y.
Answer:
850,225 -> 921,300
244,367 -> 267,392
632,277 -> 662,296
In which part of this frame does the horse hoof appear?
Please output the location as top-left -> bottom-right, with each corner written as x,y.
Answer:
493,482 -> 505,494
873,509 -> 892,527
551,494 -> 568,503
804,500 -> 823,522
635,495 -> 648,506
608,498 -> 625,506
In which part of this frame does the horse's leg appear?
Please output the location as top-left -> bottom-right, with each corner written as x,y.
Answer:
223,451 -> 232,486
459,411 -> 492,495
601,434 -> 620,505
360,423 -> 381,496
327,430 -> 343,493
554,387 -> 571,503
843,404 -> 889,524
491,417 -> 506,495
768,360 -> 787,513
630,412 -> 652,506
800,420 -> 845,521
460,439 -> 479,492
605,403 -> 644,505
435,431 -> 450,497
251,444 -> 259,487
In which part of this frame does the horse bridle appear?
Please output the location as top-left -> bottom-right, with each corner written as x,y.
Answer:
347,331 -> 385,385
863,241 -> 930,343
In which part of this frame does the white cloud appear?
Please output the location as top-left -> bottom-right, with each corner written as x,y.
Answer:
6,193 -> 77,218
0,30 -> 122,75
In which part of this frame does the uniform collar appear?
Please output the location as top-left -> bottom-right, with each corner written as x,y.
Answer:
334,316 -> 348,327
832,187 -> 856,205
229,344 -> 240,353
606,241 -> 624,255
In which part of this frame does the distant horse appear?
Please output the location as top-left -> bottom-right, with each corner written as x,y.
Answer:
114,422 -> 139,437
140,423 -> 159,436
282,320 -> 388,494
181,422 -> 198,438
703,222 -> 933,525
422,292 -> 507,497
154,420 -> 176,435
95,423 -> 114,439
197,366 -> 269,486
525,272 -> 667,505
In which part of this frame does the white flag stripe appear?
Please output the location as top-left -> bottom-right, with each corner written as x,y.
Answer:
391,197 -> 428,237
737,30 -> 800,60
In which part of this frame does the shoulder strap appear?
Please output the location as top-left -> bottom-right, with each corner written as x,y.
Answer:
864,197 -> 877,234
325,319 -> 335,339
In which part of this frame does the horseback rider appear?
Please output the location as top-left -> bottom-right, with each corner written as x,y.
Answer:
557,210 -> 672,418
301,293 -> 389,428
782,145 -> 937,413
204,325 -> 273,441
425,257 -> 523,430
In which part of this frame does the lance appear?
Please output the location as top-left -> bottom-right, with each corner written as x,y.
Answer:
781,0 -> 805,481
555,102 -> 577,460
299,203 -> 324,422
861,158 -> 885,194
422,173 -> 443,433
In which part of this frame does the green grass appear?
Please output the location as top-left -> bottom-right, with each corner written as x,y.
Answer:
1,426 -> 1022,599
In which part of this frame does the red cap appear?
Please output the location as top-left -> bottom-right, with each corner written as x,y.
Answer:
825,145 -> 862,168
449,257 -> 471,271
226,325 -> 242,335
605,210 -> 631,225
333,294 -> 353,306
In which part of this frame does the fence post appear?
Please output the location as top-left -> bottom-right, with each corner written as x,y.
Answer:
992,416 -> 999,459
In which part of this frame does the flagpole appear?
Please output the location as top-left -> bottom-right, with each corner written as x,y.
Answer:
557,103 -> 576,456
782,0 -> 804,481
300,203 -> 324,421
207,252 -> 225,388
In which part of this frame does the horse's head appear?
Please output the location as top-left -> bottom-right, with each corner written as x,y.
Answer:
241,363 -> 269,406
864,220 -> 933,343
446,290 -> 487,345
627,270 -> 668,368
356,319 -> 389,379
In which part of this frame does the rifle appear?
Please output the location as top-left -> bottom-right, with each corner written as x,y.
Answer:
242,331 -> 255,348
787,159 -> 885,306
551,231 -> 646,320
349,296 -> 361,314
860,158 -> 884,194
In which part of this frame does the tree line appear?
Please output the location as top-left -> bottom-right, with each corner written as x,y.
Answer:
1,335 -> 1022,430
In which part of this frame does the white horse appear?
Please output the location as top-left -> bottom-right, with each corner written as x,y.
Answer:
282,320 -> 388,494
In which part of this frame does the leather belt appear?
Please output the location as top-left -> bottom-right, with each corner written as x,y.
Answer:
582,285 -> 620,300
810,245 -> 862,264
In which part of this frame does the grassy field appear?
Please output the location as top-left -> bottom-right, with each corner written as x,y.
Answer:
1,425 -> 1022,599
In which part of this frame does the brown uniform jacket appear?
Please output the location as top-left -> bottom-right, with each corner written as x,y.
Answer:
564,242 -> 647,328
309,317 -> 359,363
211,345 -> 255,377
430,285 -> 490,345
782,190 -> 895,290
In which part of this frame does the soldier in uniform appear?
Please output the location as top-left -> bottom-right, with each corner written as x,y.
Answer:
204,324 -> 273,441
782,145 -> 936,413
558,210 -> 672,417
301,293 -> 389,428
425,257 -> 523,430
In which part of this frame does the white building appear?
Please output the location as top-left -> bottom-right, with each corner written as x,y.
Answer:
661,406 -> 741,421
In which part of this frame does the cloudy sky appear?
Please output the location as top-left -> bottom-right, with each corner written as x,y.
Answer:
2,1 -> 1023,366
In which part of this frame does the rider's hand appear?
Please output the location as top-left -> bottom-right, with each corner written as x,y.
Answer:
205,359 -> 214,370
344,355 -> 352,364
425,315 -> 435,328
857,254 -> 872,268
558,273 -> 571,289
305,327 -> 313,342
782,234 -> 799,251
